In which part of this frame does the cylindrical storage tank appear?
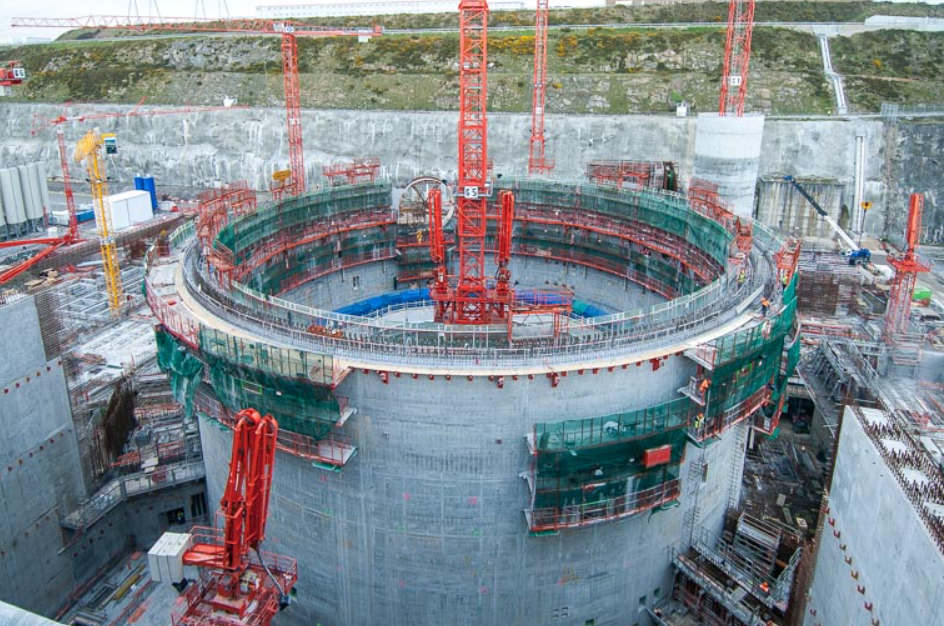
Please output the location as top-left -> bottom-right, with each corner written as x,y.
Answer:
692,113 -> 765,218
0,168 -> 26,228
0,182 -> 6,235
36,162 -> 52,220
142,176 -> 158,210
18,165 -> 42,222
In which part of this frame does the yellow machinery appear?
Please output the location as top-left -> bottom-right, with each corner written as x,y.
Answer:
74,129 -> 123,315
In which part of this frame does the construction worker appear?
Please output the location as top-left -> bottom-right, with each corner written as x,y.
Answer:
737,269 -> 747,286
760,297 -> 770,317
698,378 -> 710,400
694,413 -> 706,430
416,229 -> 425,244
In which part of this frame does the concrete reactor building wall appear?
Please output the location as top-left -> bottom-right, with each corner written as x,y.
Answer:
150,180 -> 796,626
197,365 -> 750,625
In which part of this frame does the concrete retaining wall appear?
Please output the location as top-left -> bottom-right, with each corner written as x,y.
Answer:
0,104 -> 920,240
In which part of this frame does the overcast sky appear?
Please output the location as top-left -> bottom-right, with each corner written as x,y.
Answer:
1,0 -> 261,43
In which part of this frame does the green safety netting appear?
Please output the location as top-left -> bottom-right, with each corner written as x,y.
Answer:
248,236 -> 394,295
706,338 -> 783,417
704,275 -> 799,426
534,396 -> 691,452
215,183 -> 390,263
515,230 -> 700,294
529,273 -> 801,511
498,179 -> 733,265
199,326 -> 337,386
203,353 -> 341,440
155,328 -> 204,416
533,428 -> 686,512
713,293 -> 797,366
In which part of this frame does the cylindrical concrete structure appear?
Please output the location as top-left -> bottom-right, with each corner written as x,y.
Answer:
149,180 -> 792,626
17,165 -> 41,223
692,113 -> 766,218
34,162 -> 51,221
0,168 -> 26,228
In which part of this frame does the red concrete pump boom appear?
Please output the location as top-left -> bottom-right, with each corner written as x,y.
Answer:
175,408 -> 296,626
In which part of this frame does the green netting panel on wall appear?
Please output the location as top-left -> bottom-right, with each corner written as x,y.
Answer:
534,396 -> 691,452
533,428 -> 686,511
199,326 -> 336,387
204,354 -> 341,440
496,179 -> 733,265
155,328 -> 204,416
533,464 -> 682,513
215,183 -> 391,261
713,296 -> 797,366
706,338 -> 783,417
534,429 -> 686,498
248,237 -> 395,295
783,273 -> 797,305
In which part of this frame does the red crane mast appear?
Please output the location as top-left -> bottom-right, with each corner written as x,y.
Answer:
175,408 -> 296,626
450,0 -> 500,324
281,33 -> 305,195
718,0 -> 756,116
883,193 -> 930,343
528,0 -> 553,175
425,0 -> 524,325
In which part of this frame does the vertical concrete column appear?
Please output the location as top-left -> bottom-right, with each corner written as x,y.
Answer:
852,129 -> 867,235
692,113 -> 766,218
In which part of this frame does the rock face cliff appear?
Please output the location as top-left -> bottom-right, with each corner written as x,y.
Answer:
0,101 -> 937,241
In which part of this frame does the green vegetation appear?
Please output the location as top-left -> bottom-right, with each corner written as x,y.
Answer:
831,30 -> 944,110
0,25 -> 837,114
5,10 -> 944,114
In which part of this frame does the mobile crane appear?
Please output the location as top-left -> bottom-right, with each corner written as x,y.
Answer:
783,175 -> 871,265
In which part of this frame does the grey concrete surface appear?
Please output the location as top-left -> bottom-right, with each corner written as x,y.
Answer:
0,104 -> 908,240
198,359 -> 747,626
803,407 -> 944,626
0,296 -> 208,618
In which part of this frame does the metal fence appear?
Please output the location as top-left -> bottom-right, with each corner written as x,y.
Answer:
148,181 -> 782,370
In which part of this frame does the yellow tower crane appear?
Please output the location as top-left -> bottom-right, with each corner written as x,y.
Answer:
74,129 -> 123,315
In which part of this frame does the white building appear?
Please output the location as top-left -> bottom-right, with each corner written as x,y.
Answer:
255,0 -> 606,19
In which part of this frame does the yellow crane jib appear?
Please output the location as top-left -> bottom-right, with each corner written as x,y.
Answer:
74,129 -> 124,315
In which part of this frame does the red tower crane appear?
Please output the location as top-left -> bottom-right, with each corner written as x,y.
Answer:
527,0 -> 553,175
0,102 -> 246,284
12,16 -> 383,196
174,408 -> 297,626
718,0 -> 756,116
426,0 -> 515,324
883,193 -> 930,344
